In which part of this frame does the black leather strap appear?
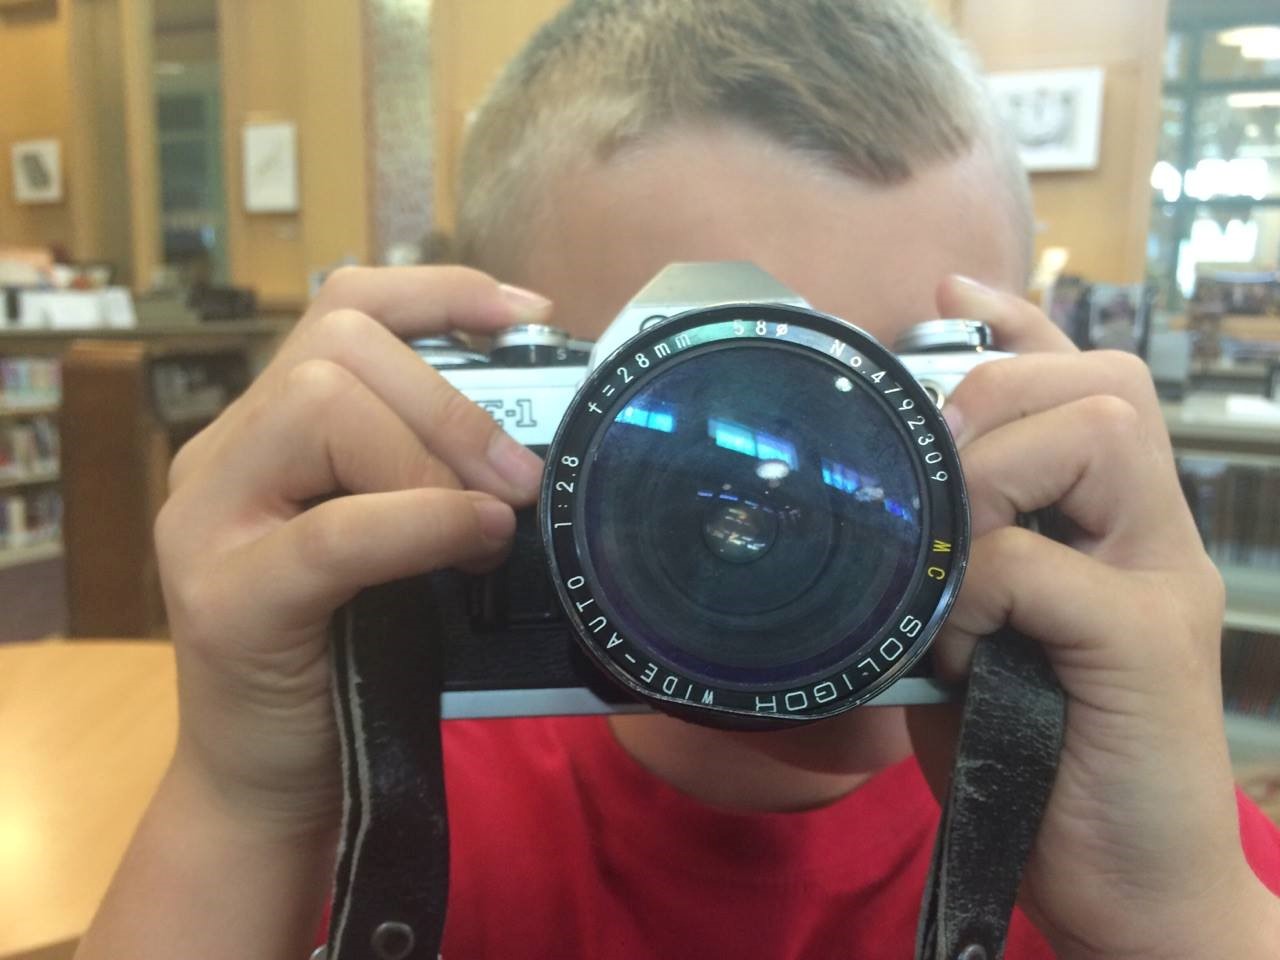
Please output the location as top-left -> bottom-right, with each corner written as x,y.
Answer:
915,628 -> 1066,960
327,577 -> 448,960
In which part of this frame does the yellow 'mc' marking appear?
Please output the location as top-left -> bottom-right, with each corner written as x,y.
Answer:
932,539 -> 952,553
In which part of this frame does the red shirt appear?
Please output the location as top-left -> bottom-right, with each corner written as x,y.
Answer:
438,715 -> 1279,958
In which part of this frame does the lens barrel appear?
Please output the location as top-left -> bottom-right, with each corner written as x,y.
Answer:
542,304 -> 968,726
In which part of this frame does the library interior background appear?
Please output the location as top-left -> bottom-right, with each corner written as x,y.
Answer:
2,0 -> 1280,956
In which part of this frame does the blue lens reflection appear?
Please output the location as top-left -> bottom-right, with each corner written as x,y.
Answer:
582,342 -> 926,686
616,403 -> 676,433
708,417 -> 798,468
821,458 -> 916,523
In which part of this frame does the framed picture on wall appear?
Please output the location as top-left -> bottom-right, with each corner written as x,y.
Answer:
11,139 -> 63,204
986,67 -> 1105,171
242,121 -> 300,214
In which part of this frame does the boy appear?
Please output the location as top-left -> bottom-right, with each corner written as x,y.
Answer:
78,1 -> 1280,957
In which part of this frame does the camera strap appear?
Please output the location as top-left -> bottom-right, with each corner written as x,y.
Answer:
914,628 -> 1065,960
324,582 -> 1063,960
327,578 -> 448,960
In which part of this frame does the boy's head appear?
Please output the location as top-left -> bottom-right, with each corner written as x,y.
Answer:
457,0 -> 1032,340
454,0 -> 1036,778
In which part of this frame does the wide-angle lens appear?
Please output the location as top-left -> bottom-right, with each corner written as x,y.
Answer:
579,341 -> 924,687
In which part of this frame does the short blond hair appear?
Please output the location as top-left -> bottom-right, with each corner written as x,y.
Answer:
457,0 -> 1031,277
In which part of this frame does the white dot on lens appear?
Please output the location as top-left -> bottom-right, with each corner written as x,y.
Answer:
756,460 -> 790,481
834,376 -> 853,393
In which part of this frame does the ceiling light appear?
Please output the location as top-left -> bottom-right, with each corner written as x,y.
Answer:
1218,26 -> 1280,60
1226,91 -> 1280,109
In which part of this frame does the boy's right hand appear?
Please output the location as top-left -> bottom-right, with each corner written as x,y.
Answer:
154,266 -> 549,836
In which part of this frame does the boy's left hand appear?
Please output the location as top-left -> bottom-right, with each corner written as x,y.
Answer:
906,275 -> 1280,960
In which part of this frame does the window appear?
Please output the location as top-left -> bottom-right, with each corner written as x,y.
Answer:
1149,9 -> 1280,308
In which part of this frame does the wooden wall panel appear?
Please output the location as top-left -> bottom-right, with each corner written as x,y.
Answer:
217,0 -> 370,307
1,0 -> 162,287
67,0 -> 135,280
0,0 -> 75,253
956,0 -> 1170,283
429,0 -> 569,232
299,0 -> 372,281
0,0 -> 1170,292
119,0 -> 161,291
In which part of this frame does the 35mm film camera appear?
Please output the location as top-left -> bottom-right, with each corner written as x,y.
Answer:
417,262 -> 1006,728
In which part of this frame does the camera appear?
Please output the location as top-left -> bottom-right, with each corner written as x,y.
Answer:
416,262 -> 1006,728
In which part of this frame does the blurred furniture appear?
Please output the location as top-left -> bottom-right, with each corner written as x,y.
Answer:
0,321 -> 284,641
0,354 -> 64,639
0,641 -> 177,960
1164,393 -> 1280,762
60,338 -> 253,638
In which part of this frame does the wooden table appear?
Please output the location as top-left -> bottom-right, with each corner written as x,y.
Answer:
0,641 -> 176,960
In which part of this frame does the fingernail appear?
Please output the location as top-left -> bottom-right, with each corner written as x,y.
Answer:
498,283 -> 553,323
487,429 -> 544,494
466,492 -> 516,541
942,402 -> 967,447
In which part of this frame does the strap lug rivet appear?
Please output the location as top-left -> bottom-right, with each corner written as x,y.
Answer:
372,921 -> 416,960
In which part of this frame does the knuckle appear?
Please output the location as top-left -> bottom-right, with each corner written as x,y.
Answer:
166,404 -> 232,490
318,265 -> 369,304
153,502 -> 222,633
1096,350 -> 1159,405
312,307 -> 380,349
167,435 -> 199,490
1078,393 -> 1141,440
162,562 -> 219,632
283,357 -> 359,411
953,355 -> 1015,407
402,447 -> 459,491
153,497 -> 184,558
1197,558 -> 1226,615
982,524 -> 1040,568
436,377 -> 491,433
1096,348 -> 1149,382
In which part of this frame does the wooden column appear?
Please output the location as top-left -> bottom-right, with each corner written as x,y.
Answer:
119,0 -> 162,290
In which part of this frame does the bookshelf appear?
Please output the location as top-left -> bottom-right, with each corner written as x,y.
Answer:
1225,713 -> 1280,766
1165,394 -> 1280,632
0,466 -> 59,490
0,540 -> 63,572
1222,567 -> 1280,637
0,320 -> 289,642
0,401 -> 59,417
60,338 -> 260,637
1164,392 -> 1280,757
0,357 -> 63,575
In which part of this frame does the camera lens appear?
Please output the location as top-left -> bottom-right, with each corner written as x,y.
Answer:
578,341 -> 924,688
702,499 -> 778,564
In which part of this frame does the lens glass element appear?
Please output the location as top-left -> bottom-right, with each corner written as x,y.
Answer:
580,342 -> 924,687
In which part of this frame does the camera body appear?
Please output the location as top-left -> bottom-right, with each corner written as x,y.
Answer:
421,263 -> 1008,727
